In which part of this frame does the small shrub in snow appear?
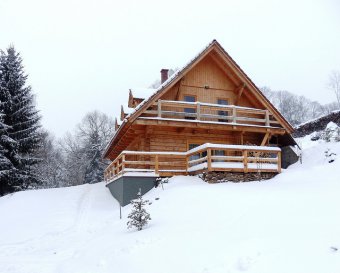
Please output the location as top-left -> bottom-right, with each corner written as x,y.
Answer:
127,189 -> 151,231
310,132 -> 321,141
325,149 -> 337,163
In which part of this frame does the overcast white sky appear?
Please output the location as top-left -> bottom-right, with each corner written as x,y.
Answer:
1,0 -> 339,137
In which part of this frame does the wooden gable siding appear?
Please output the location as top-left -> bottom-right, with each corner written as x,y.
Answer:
157,55 -> 262,110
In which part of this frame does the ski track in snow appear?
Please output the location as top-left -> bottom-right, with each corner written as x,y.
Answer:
0,184 -> 100,272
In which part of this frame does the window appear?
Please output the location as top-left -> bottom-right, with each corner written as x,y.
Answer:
184,95 -> 196,120
217,99 -> 228,122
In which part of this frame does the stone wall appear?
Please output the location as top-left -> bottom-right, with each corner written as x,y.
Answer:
200,171 -> 277,183
294,111 -> 340,138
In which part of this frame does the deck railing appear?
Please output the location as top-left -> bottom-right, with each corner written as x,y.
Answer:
104,144 -> 281,183
139,100 -> 281,128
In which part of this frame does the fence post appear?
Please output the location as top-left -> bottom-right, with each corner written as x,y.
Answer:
122,154 -> 125,174
243,150 -> 248,173
277,151 -> 281,173
116,160 -> 119,175
185,154 -> 189,174
265,110 -> 270,126
158,100 -> 162,118
207,149 -> 212,171
232,107 -> 237,123
197,102 -> 201,120
155,154 -> 159,175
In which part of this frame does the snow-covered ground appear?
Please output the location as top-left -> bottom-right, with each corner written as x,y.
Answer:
1,136 -> 340,273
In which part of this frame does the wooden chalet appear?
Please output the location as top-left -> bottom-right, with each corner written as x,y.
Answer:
103,40 -> 297,184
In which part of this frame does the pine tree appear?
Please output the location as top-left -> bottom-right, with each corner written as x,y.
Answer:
0,46 -> 41,193
127,189 -> 151,231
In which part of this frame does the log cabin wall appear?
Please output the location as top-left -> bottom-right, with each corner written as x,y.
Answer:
121,125 -> 264,171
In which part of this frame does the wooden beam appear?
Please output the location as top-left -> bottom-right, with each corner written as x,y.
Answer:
235,83 -> 246,104
175,80 -> 183,100
155,155 -> 159,175
207,149 -> 212,171
240,131 -> 244,145
260,132 -> 270,146
243,150 -> 248,173
277,152 -> 282,173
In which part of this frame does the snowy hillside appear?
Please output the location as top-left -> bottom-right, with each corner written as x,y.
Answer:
1,138 -> 340,273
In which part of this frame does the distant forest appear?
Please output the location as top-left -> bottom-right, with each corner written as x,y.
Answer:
0,48 -> 339,196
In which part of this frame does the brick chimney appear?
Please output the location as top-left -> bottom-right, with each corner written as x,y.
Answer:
160,69 -> 169,84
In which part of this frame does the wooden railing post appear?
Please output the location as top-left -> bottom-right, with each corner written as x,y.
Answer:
158,100 -> 162,118
265,110 -> 270,126
277,151 -> 281,173
197,102 -> 201,120
243,150 -> 248,173
207,149 -> 212,171
232,107 -> 237,123
185,154 -> 189,174
122,154 -> 125,174
155,154 -> 159,175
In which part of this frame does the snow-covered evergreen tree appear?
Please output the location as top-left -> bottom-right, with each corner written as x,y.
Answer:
0,46 -> 41,193
127,189 -> 151,231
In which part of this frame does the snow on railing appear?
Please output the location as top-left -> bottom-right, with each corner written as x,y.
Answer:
139,100 -> 281,128
104,144 -> 281,183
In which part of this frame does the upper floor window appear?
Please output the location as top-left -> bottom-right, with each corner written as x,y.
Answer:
184,95 -> 196,120
217,98 -> 228,122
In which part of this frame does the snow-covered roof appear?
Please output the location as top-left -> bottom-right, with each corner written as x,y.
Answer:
130,88 -> 156,99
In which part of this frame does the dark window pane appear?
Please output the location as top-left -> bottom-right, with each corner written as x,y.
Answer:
184,96 -> 196,119
217,99 -> 228,122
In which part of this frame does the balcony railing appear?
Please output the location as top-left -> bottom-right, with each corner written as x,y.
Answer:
138,100 -> 281,128
104,144 -> 281,183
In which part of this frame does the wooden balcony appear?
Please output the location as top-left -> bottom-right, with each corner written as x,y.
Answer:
104,144 -> 281,183
137,100 -> 282,128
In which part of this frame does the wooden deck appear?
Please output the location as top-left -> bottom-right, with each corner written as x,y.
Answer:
104,144 -> 281,183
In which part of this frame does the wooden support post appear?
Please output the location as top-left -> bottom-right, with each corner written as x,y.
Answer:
240,131 -> 244,145
122,154 -> 125,174
235,83 -> 246,104
265,110 -> 270,126
260,132 -> 270,146
207,149 -> 212,171
155,155 -> 159,175
158,100 -> 162,118
243,150 -> 248,173
277,151 -> 281,173
232,107 -> 237,123
197,102 -> 201,120
185,154 -> 189,174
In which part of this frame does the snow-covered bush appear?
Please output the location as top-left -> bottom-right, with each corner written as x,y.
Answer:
127,189 -> 151,231
321,122 -> 339,142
